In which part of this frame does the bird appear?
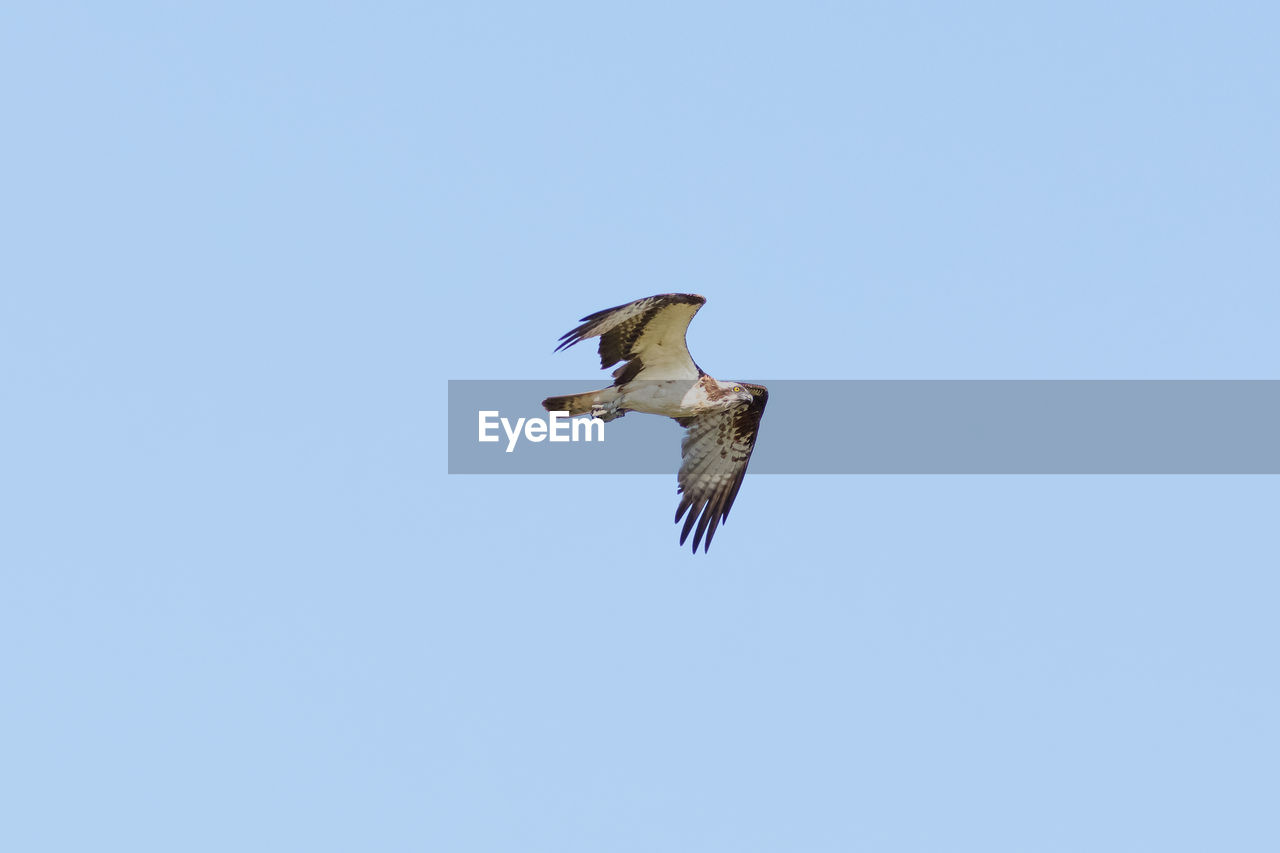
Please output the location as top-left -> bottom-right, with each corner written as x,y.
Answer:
542,293 -> 768,553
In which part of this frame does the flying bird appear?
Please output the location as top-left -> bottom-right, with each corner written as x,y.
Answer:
542,294 -> 768,553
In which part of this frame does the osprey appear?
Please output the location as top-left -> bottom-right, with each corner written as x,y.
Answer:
542,293 -> 768,553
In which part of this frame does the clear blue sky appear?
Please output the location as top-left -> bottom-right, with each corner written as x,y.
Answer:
3,2 -> 1278,851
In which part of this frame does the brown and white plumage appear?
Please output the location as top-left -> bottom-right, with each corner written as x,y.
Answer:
674,382 -> 769,552
554,292 -> 706,383
543,294 -> 768,553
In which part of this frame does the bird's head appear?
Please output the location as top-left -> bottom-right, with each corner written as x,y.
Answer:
721,382 -> 755,408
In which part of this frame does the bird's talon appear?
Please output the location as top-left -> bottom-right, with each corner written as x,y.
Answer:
590,402 -> 623,422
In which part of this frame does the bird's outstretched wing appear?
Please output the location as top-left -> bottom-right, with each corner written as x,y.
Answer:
554,293 -> 705,382
674,383 -> 769,553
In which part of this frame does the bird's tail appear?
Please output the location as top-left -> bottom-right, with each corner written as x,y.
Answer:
541,390 -> 601,417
